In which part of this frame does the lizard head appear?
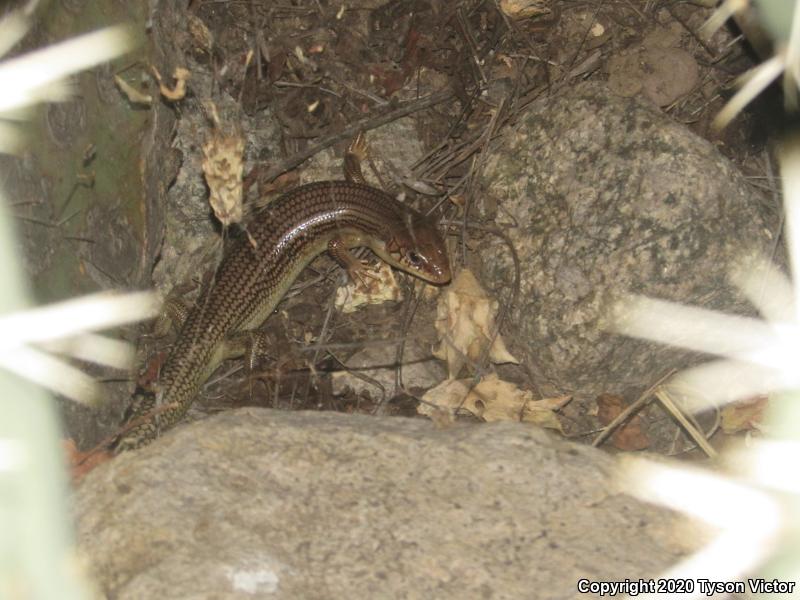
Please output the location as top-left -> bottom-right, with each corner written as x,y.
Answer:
372,210 -> 451,285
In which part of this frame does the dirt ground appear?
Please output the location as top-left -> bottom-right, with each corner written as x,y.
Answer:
132,0 -> 779,459
183,0 -> 772,166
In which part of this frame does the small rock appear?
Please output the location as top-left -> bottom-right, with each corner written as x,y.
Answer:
75,408 -> 695,598
608,46 -> 699,107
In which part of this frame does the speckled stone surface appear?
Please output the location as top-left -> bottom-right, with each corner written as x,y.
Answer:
479,82 -> 779,406
75,408 -> 693,599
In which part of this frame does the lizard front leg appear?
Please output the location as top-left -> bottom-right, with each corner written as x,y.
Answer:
343,131 -> 368,184
327,236 -> 379,287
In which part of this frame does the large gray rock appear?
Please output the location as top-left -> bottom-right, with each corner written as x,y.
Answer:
75,409 -> 693,599
479,82 -> 777,405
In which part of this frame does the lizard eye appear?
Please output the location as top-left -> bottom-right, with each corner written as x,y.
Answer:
407,251 -> 422,266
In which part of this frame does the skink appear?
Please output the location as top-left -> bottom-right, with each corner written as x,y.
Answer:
115,179 -> 451,452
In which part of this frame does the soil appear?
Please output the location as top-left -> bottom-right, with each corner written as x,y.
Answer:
137,0 -> 781,457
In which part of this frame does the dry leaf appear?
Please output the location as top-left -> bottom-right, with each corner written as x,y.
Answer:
595,393 -> 651,451
427,405 -> 457,429
522,392 -> 572,431
434,269 -> 518,378
448,193 -> 466,208
202,129 -> 245,227
186,14 -> 214,53
419,374 -> 569,432
152,66 -> 190,101
499,0 -> 551,19
419,378 -> 471,416
334,262 -> 402,313
720,395 -> 768,434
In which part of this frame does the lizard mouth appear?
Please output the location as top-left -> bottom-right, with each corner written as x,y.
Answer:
423,261 -> 451,285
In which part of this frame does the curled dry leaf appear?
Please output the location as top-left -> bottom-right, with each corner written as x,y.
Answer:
152,66 -> 191,101
433,269 -> 518,378
419,374 -> 570,433
334,262 -> 402,313
202,129 -> 245,227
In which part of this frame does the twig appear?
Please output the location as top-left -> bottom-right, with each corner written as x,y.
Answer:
261,90 -> 454,182
461,97 -> 506,264
300,284 -> 339,405
392,282 -> 423,406
655,387 -> 718,458
328,349 -> 386,407
592,369 -> 676,448
764,147 -> 785,272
